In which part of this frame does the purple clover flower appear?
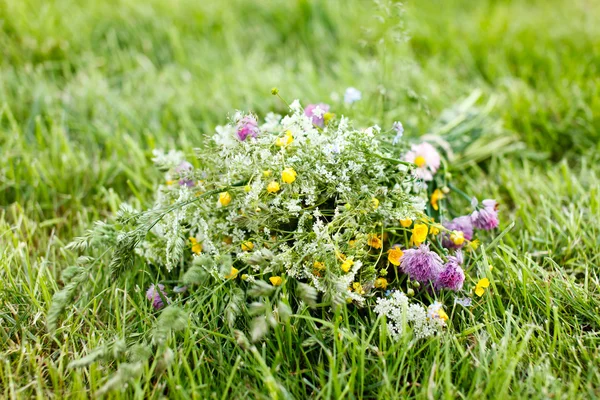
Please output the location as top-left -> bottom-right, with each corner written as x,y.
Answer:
175,161 -> 194,187
236,115 -> 259,141
146,284 -> 169,310
471,199 -> 499,230
442,216 -> 473,249
399,244 -> 444,284
304,103 -> 330,127
435,251 -> 465,291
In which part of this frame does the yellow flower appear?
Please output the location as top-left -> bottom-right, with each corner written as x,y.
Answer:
438,308 -> 449,322
241,241 -> 254,251
269,276 -> 283,286
219,191 -> 232,207
375,277 -> 388,289
284,130 -> 294,144
313,261 -> 326,271
430,223 -> 442,236
450,230 -> 465,246
468,239 -> 480,250
387,247 -> 404,266
414,155 -> 426,168
244,185 -> 252,193
341,258 -> 354,273
474,278 -> 490,297
189,237 -> 203,254
371,197 -> 380,209
348,240 -> 356,247
367,234 -> 383,249
263,169 -> 272,178
267,181 -> 280,193
352,282 -> 365,295
166,180 -> 176,185
281,167 -> 297,184
275,130 -> 294,147
400,218 -> 412,228
430,189 -> 445,211
411,223 -> 428,246
323,112 -> 335,125
225,267 -> 239,279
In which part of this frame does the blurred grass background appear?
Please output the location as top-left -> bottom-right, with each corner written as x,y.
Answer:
1,0 -> 599,398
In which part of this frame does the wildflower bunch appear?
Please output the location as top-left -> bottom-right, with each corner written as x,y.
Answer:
57,99 -> 501,343
138,102 -> 431,306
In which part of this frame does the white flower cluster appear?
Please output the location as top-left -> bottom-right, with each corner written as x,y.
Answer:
374,291 -> 445,340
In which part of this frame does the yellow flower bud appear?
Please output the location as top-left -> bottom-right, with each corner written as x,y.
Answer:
450,231 -> 465,246
189,237 -> 203,254
430,188 -> 445,211
474,278 -> 490,297
468,239 -> 480,250
400,218 -> 412,228
219,191 -> 232,206
411,223 -> 428,246
313,261 -> 326,271
375,277 -> 388,289
225,267 -> 239,279
275,131 -> 293,147
352,282 -> 365,294
367,234 -> 382,249
241,241 -> 254,251
430,224 -> 442,235
269,276 -> 283,286
438,308 -> 449,322
341,258 -> 354,273
281,167 -> 297,184
267,181 -> 280,193
387,247 -> 403,266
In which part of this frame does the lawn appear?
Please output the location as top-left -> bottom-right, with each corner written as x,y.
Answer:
1,0 -> 599,398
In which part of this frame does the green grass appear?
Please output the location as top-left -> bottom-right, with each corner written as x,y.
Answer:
1,0 -> 600,398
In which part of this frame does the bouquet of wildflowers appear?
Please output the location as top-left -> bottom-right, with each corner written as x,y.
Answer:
52,96 -> 500,343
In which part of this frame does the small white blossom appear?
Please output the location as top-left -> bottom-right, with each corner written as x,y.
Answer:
374,291 -> 444,340
289,99 -> 302,113
344,87 -> 362,104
